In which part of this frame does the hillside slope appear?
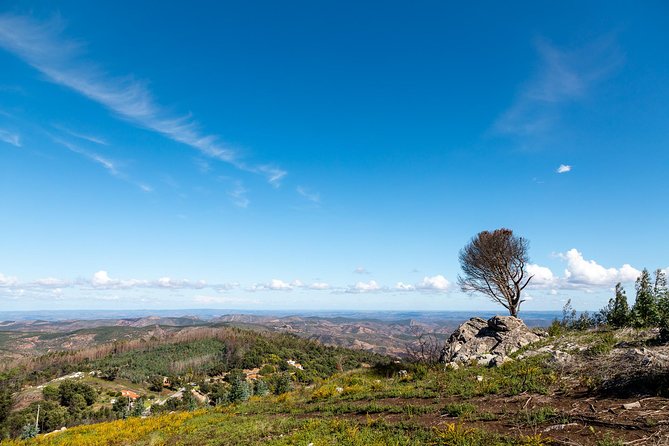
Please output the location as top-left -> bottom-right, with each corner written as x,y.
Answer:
2,326 -> 669,445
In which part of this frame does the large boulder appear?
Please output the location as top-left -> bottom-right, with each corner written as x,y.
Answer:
442,316 -> 541,367
488,315 -> 525,332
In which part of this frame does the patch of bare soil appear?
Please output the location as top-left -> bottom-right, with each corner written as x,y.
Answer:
322,393 -> 669,445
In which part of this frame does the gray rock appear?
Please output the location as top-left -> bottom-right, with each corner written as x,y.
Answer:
443,315 -> 541,367
488,315 -> 524,332
490,355 -> 513,367
477,354 -> 496,366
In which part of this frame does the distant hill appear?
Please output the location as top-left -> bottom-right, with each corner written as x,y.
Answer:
0,311 -> 561,362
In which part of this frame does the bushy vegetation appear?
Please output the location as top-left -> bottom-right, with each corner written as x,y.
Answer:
601,268 -> 669,335
0,381 -> 99,439
550,268 -> 669,338
0,353 -> 562,446
0,331 -> 645,446
0,326 -> 384,440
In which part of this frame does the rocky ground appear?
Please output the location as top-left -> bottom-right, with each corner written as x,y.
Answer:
432,316 -> 669,444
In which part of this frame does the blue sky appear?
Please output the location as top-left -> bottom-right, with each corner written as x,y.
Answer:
1,1 -> 668,312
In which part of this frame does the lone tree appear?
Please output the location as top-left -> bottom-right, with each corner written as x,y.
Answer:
458,228 -> 533,317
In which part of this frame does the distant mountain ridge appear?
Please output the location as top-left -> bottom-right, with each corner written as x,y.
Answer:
0,311 -> 561,362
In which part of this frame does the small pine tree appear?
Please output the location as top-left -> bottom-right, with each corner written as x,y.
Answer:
20,424 -> 39,440
273,372 -> 293,395
181,389 -> 198,411
654,269 -> 669,341
604,283 -> 631,328
254,379 -> 269,397
560,299 -> 577,327
228,378 -> 251,403
653,268 -> 668,297
632,269 -> 659,327
130,397 -> 145,417
112,396 -> 130,419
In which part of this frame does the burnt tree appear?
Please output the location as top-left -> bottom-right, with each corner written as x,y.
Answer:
458,228 -> 533,317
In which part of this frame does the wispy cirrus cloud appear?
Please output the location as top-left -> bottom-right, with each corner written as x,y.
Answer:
0,129 -> 21,147
0,13 -> 286,186
296,186 -> 320,203
54,137 -> 119,176
495,36 -> 623,138
227,180 -> 250,208
53,137 -> 153,192
53,124 -> 108,145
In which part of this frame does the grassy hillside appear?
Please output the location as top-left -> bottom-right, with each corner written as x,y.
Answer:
0,356 -> 558,446
0,326 -> 385,439
3,325 -> 669,445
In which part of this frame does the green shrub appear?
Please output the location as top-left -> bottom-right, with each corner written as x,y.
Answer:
272,372 -> 293,395
254,379 -> 269,397
585,332 -> 616,356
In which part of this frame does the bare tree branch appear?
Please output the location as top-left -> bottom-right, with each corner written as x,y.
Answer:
457,228 -> 533,317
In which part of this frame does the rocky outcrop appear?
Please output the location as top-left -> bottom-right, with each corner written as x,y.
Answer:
441,316 -> 542,367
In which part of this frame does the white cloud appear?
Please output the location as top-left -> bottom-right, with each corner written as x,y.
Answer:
216,282 -> 240,292
618,263 -> 642,283
354,280 -> 380,292
296,186 -> 320,203
308,282 -> 330,290
394,282 -> 415,291
561,249 -> 640,287
0,129 -> 20,147
33,277 -> 71,288
88,271 -> 209,290
524,251 -> 641,291
353,267 -> 370,274
0,13 -> 285,186
556,164 -> 572,174
416,275 -> 451,292
155,277 -> 206,289
91,270 -> 114,287
526,263 -> 557,287
0,273 -> 18,287
89,270 -> 146,289
268,279 -> 292,290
